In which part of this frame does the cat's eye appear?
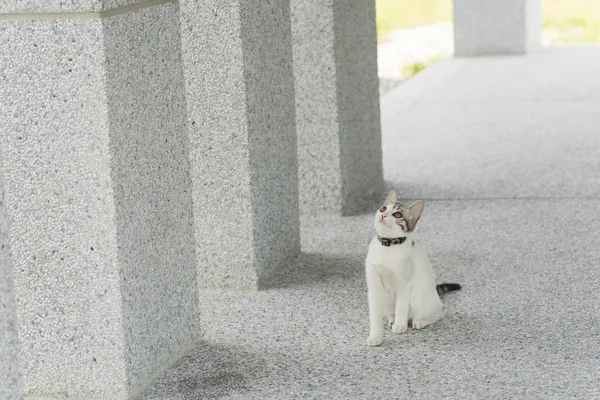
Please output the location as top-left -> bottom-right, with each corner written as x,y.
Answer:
392,212 -> 402,218
379,206 -> 387,213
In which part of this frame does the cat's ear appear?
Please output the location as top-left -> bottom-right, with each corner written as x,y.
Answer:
406,200 -> 424,223
384,190 -> 397,204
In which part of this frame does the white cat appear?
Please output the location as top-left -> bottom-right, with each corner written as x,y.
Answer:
365,190 -> 461,347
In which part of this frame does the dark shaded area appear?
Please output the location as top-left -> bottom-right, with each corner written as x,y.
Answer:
259,252 -> 364,290
136,344 -> 268,400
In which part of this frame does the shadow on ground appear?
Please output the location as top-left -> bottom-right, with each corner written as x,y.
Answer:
137,343 -> 268,400
260,252 -> 363,290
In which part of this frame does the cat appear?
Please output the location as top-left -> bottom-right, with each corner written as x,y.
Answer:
365,190 -> 461,347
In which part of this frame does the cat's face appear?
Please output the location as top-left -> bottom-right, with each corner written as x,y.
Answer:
373,190 -> 424,238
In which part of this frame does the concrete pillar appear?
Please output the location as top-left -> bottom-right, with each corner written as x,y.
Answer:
453,0 -> 541,56
179,0 -> 301,289
0,1 -> 199,398
0,151 -> 22,400
291,0 -> 384,216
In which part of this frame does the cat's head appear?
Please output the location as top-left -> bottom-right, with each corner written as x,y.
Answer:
373,190 -> 424,238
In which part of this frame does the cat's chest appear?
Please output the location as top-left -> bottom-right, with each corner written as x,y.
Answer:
366,238 -> 412,272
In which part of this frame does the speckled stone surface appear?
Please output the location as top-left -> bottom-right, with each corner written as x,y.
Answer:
453,0 -> 541,56
381,47 -> 600,200
101,0 -> 150,11
292,0 -> 383,216
139,47 -> 600,399
0,0 -> 150,14
180,0 -> 300,289
0,3 -> 198,398
0,17 -> 128,399
0,151 -> 22,400
138,199 -> 600,399
102,3 -> 199,396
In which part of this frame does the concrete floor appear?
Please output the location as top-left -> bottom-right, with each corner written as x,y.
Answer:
139,46 -> 600,400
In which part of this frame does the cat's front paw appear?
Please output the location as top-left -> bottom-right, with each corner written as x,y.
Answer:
387,316 -> 395,328
366,335 -> 382,347
412,319 -> 429,330
391,323 -> 408,334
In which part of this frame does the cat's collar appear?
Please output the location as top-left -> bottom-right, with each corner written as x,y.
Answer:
377,236 -> 408,247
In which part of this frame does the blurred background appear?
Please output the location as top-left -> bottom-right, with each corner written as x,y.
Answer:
377,0 -> 600,94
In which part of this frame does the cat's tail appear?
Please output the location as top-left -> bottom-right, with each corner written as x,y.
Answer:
436,283 -> 462,296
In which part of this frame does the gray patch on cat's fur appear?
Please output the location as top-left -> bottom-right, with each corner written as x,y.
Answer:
392,203 -> 413,232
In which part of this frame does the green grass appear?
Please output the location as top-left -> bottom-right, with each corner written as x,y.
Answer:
542,0 -> 600,43
402,55 -> 443,78
375,0 -> 600,44
375,0 -> 452,31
